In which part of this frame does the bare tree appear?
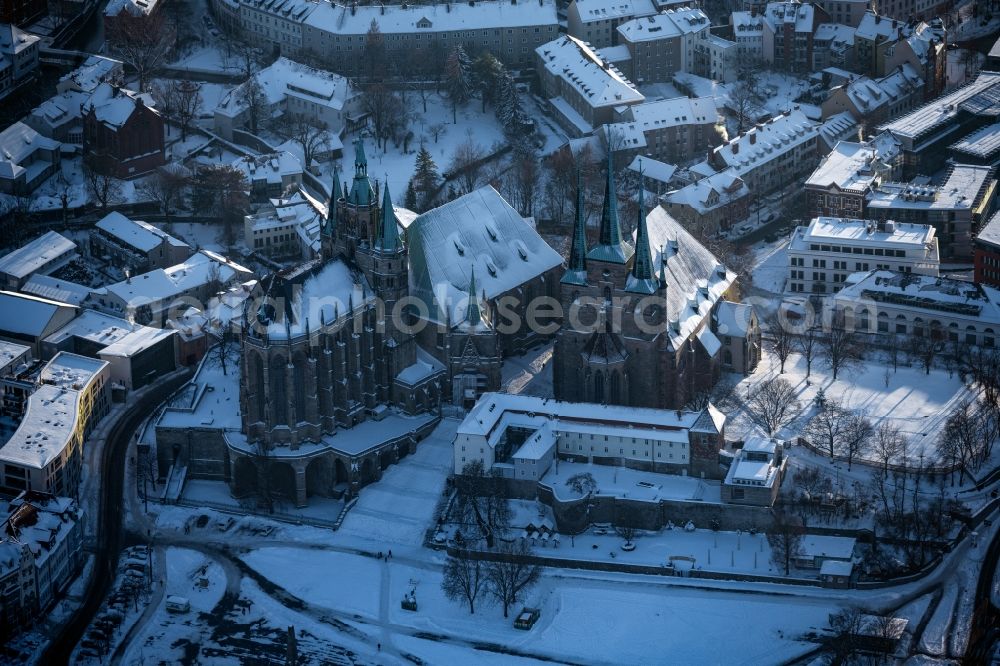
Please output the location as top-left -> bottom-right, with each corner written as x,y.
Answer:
805,398 -> 848,460
106,12 -> 174,92
83,155 -> 123,210
906,332 -> 943,375
163,80 -> 202,142
428,122 -> 447,144
870,422 -> 903,478
840,412 -> 873,471
829,606 -> 865,659
362,84 -> 408,152
795,325 -> 821,379
505,141 -> 540,217
239,77 -> 269,135
792,466 -> 832,502
442,552 -> 487,614
766,512 -> 804,575
455,460 -> 511,548
486,539 -> 541,618
821,314 -> 862,381
138,165 -> 188,219
190,164 -> 249,247
449,134 -> 486,195
615,524 -> 637,547
764,311 -> 795,373
748,376 -> 798,435
565,472 -> 597,497
941,401 -> 981,485
728,80 -> 759,135
274,113 -> 330,168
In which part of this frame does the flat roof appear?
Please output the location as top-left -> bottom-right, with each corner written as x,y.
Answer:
43,310 -> 137,348
792,217 -> 935,249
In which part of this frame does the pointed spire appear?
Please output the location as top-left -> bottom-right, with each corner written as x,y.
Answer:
586,148 -> 633,264
324,168 -> 342,237
354,138 -> 368,176
349,138 -> 375,206
466,265 -> 481,326
631,162 -> 653,281
568,168 -> 587,272
375,180 -> 401,252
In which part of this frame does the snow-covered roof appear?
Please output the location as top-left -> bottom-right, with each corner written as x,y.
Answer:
714,301 -> 753,338
837,270 -> 1000,323
950,122 -> 1000,160
626,96 -> 718,129
231,151 -> 303,185
104,0 -> 161,17
0,231 -> 75,281
814,22 -> 855,46
805,140 -> 892,192
536,36 -> 644,109
0,353 -> 107,470
731,11 -> 763,37
799,535 -> 855,560
21,274 -> 89,307
762,1 -> 815,33
838,64 -> 922,116
0,24 -> 39,56
104,251 -> 252,307
28,90 -> 88,132
817,112 -> 859,151
855,11 -> 905,42
305,0 -> 557,34
0,340 -> 30,373
0,291 -> 76,339
243,0 -> 316,21
57,55 -> 122,94
407,186 -> 563,325
792,217 -> 935,250
642,206 -> 737,348
0,122 -> 60,181
663,168 -> 747,213
572,0 -> 656,24
95,211 -> 190,254
43,310 -> 137,348
878,72 -> 1000,141
460,391 -> 720,442
820,560 -> 854,576
978,210 -> 1000,251
628,155 -> 676,184
216,57 -> 353,119
82,83 -> 157,129
712,110 -> 819,176
99,325 -> 175,358
617,6 -> 710,42
512,421 -> 556,461
867,164 -> 994,212
395,347 -> 445,386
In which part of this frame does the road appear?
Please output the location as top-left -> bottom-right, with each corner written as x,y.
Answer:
964,516 -> 1000,664
42,371 -> 193,665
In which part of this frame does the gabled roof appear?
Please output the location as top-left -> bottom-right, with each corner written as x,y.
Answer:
0,231 -> 75,281
535,36 -> 644,109
408,186 -> 563,324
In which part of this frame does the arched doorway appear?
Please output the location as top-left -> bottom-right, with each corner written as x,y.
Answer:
233,457 -> 257,497
270,462 -> 296,500
334,458 -> 349,485
379,448 -> 394,471
305,456 -> 332,497
360,458 -> 376,484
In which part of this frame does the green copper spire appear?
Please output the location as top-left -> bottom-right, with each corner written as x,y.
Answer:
375,181 -> 401,252
562,168 -> 589,286
466,265 -> 481,326
631,165 -> 653,280
349,138 -> 375,206
587,148 -> 633,264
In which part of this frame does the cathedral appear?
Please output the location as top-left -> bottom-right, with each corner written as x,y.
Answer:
553,156 -> 759,410
230,140 -> 562,503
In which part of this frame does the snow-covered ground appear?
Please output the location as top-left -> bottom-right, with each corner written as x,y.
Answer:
750,237 -> 790,298
726,347 -> 974,466
501,342 -> 554,398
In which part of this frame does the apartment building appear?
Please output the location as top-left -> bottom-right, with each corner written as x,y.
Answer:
567,0 -> 657,48
787,217 -> 939,294
804,133 -> 902,218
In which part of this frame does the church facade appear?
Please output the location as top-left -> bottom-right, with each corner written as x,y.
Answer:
553,158 -> 759,410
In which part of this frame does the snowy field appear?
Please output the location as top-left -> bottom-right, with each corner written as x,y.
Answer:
727,348 -> 974,465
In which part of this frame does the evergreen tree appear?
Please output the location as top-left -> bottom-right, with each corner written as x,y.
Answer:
404,179 -> 418,211
363,19 -> 387,82
412,145 -> 440,212
445,45 -> 473,123
495,72 -> 529,136
472,52 -> 505,113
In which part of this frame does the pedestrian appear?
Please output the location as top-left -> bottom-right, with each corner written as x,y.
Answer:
388,550 -> 392,560
377,643 -> 381,652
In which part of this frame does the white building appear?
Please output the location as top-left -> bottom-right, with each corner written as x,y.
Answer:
720,436 -> 786,506
89,250 -> 253,325
453,392 -> 725,481
0,231 -> 77,291
730,11 -> 764,60
231,151 -> 304,200
91,211 -> 192,273
709,109 -> 820,195
0,25 -> 39,102
567,0 -> 657,48
535,35 -> 644,136
0,353 -> 110,497
833,270 -> 1000,347
787,217 -> 939,294
213,57 -> 362,141
244,190 -> 324,260
0,122 -> 62,195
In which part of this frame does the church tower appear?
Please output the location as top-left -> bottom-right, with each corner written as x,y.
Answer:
446,266 -> 501,407
335,138 -> 378,259
321,167 -> 342,260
